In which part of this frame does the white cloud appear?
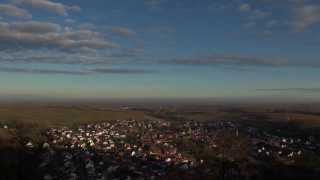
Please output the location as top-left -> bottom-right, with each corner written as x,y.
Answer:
252,9 -> 270,19
0,20 -> 118,51
144,0 -> 168,9
292,4 -> 320,31
166,54 -> 291,67
11,21 -> 61,33
0,66 -> 156,75
239,3 -> 251,12
241,1 -> 320,32
0,66 -> 89,75
15,0 -> 81,16
0,4 -> 32,19
65,18 -> 76,24
243,22 -> 256,29
110,27 -> 135,38
266,20 -> 278,28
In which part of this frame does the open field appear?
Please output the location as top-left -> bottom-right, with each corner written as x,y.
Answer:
0,105 -> 147,144
152,104 -> 320,127
0,103 -> 320,180
1,104 -> 320,142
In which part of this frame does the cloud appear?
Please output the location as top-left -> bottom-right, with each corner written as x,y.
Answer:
243,22 -> 256,29
0,46 -> 146,65
110,27 -> 135,38
0,20 -> 118,52
11,21 -> 61,33
0,4 -> 32,19
237,1 -> 320,32
15,0 -> 81,16
65,18 -> 76,24
238,2 -> 270,18
292,4 -> 320,31
251,9 -> 271,19
106,48 -> 144,58
0,49 -> 110,65
239,3 -> 251,12
0,66 -> 88,75
0,66 -> 157,75
266,20 -> 278,28
144,0 -> 168,9
0,1 -> 147,74
144,26 -> 176,34
237,2 -> 272,30
256,88 -> 320,93
165,54 -> 290,67
93,68 -> 157,74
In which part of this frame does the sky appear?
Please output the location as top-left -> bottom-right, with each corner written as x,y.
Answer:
0,0 -> 320,101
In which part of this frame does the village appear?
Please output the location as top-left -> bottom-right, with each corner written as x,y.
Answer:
4,115 -> 316,180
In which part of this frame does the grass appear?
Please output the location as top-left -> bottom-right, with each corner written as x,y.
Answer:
0,105 -> 147,143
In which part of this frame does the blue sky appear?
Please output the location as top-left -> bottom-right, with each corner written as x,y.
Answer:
0,0 -> 320,101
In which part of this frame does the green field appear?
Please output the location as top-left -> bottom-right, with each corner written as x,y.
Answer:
0,105 -> 147,145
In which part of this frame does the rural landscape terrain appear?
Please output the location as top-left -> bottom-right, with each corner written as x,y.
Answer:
1,102 -> 320,180
1,0 -> 320,179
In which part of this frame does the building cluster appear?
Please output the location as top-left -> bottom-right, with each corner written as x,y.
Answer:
35,119 -> 208,180
21,118 -> 320,179
247,129 -> 320,162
